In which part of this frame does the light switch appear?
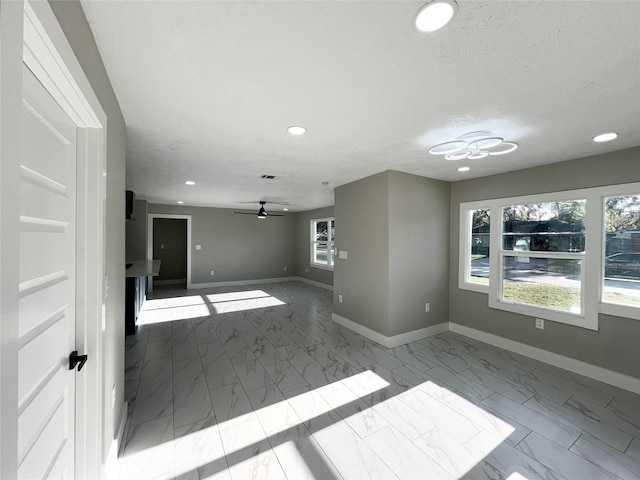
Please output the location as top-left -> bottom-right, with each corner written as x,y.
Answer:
339,251 -> 348,259
195,245 -> 202,250
160,244 -> 165,249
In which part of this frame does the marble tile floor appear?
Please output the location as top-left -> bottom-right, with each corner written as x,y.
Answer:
116,281 -> 640,480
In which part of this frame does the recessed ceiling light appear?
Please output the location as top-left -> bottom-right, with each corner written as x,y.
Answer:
457,166 -> 470,172
283,208 -> 289,211
321,181 -> 329,186
288,126 -> 307,135
593,132 -> 619,143
185,180 -> 196,185
177,201 -> 184,204
414,0 -> 458,33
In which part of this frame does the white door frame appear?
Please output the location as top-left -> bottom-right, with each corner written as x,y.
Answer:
1,1 -> 107,478
147,214 -> 193,291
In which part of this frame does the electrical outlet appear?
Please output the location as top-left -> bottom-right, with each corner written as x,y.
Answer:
338,294 -> 343,303
210,270 -> 214,276
425,302 -> 430,313
535,318 -> 544,329
284,266 -> 287,271
160,244 -> 165,249
305,267 -> 308,272
196,244 -> 201,250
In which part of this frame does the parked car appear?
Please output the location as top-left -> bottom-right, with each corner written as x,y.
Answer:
604,252 -> 640,279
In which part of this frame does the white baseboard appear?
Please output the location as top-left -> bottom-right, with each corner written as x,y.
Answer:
332,313 -> 448,349
449,323 -> 640,396
190,276 -> 334,291
190,276 -> 298,289
296,276 -> 333,291
105,402 -> 128,480
154,278 -> 186,286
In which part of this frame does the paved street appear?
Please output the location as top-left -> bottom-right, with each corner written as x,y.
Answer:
471,257 -> 640,298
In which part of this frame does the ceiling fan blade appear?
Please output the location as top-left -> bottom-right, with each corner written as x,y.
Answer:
233,211 -> 258,215
234,200 -> 291,205
267,214 -> 285,216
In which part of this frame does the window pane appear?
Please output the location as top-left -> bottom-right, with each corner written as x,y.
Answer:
502,200 -> 585,253
603,194 -> 640,307
313,242 -> 328,265
315,221 -> 328,241
502,256 -> 581,313
470,209 -> 490,285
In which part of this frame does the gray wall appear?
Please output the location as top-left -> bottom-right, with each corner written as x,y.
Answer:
334,172 -> 391,334
126,199 -> 147,260
450,147 -> 640,378
295,206 -> 334,286
333,170 -> 450,338
148,204 -> 297,284
153,218 -> 187,282
388,171 -> 450,336
50,0 -> 127,467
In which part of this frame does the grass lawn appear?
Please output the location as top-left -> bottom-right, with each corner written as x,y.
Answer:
470,276 -> 489,285
503,281 -> 581,312
602,291 -> 640,307
503,281 -> 640,310
469,277 -> 640,309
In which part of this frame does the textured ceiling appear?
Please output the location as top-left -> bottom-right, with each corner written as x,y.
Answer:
80,0 -> 640,212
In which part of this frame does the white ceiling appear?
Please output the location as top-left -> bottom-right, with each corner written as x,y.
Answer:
80,0 -> 640,213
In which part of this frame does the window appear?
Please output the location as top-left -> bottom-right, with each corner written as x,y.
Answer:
603,194 -> 640,308
310,217 -> 335,269
459,205 -> 491,292
459,183 -> 640,330
499,200 -> 585,316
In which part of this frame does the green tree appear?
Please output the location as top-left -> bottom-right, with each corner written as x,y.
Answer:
606,195 -> 640,233
472,209 -> 490,229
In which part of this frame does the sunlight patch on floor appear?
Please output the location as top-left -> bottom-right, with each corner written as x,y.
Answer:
204,290 -> 286,314
506,472 -> 531,480
211,295 -> 286,314
137,290 -> 287,324
119,369 -> 515,480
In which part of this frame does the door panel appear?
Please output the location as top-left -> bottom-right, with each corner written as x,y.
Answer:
18,64 -> 77,479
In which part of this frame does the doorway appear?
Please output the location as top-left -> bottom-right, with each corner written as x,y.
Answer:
153,218 -> 188,288
147,213 -> 192,291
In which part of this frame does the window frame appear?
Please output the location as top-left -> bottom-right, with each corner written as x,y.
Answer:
458,182 -> 640,330
310,217 -> 335,271
458,202 -> 492,294
601,191 -> 640,320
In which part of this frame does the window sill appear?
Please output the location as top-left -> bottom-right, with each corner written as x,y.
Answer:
310,263 -> 334,272
458,281 -> 490,294
488,295 -> 597,330
600,302 -> 640,321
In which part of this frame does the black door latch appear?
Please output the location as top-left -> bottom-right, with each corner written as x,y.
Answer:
69,350 -> 88,372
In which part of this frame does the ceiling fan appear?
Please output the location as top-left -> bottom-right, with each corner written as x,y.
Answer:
233,201 -> 284,219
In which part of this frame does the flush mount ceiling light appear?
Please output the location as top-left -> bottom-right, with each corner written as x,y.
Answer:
287,126 -> 307,135
457,166 -> 470,172
429,131 -> 518,161
593,132 -> 619,143
414,0 -> 458,33
177,201 -> 184,204
185,180 -> 196,185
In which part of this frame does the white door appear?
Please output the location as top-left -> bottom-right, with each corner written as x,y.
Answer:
17,64 -> 78,479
